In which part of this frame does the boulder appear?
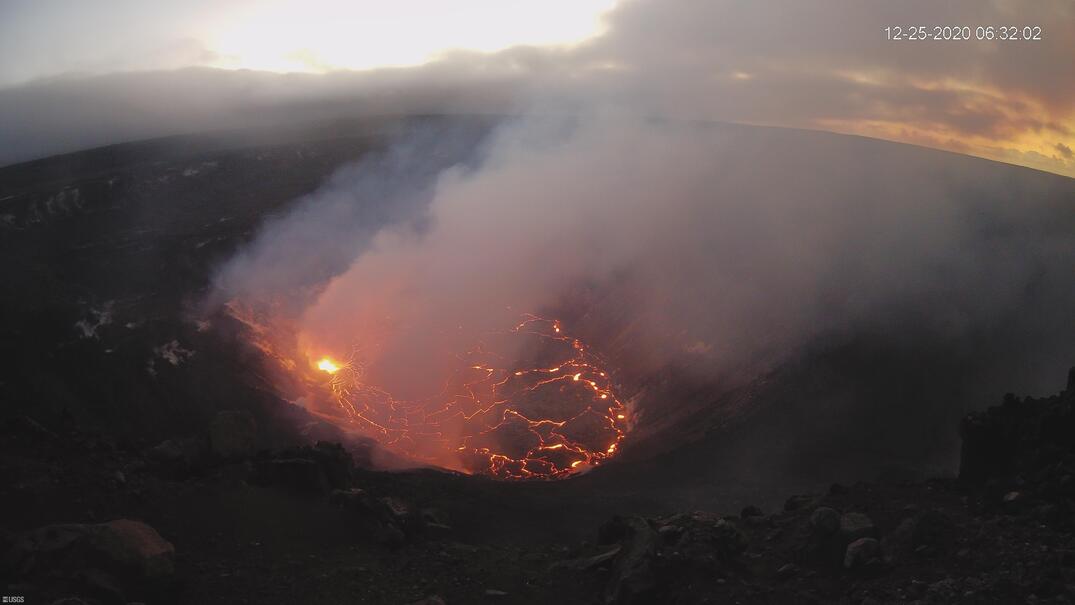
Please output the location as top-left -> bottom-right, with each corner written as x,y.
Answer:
652,512 -> 747,560
208,410 -> 257,459
801,507 -> 851,566
809,507 -> 841,536
90,520 -> 175,579
602,516 -> 657,604
843,537 -> 880,569
656,523 -> 684,545
6,519 -> 174,601
329,489 -> 415,546
839,512 -> 876,543
556,545 -> 622,571
1001,490 -> 1024,512
709,519 -> 750,558
8,519 -> 174,581
146,439 -> 185,465
253,442 -> 353,492
881,517 -> 915,564
380,497 -> 412,522
419,507 -> 452,533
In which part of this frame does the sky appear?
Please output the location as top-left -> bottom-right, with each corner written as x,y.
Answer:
0,0 -> 617,82
0,0 -> 1073,177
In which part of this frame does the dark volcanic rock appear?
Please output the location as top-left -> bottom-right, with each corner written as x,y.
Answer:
258,458 -> 329,492
329,488 -> 438,546
784,494 -> 819,512
912,509 -> 955,554
776,562 -> 800,579
838,512 -> 876,543
595,512 -> 755,603
556,545 -> 622,571
602,516 -> 657,604
7,519 -> 175,580
5,519 -> 174,602
808,506 -> 840,536
145,436 -> 207,475
252,441 -> 354,492
881,517 -> 915,563
310,441 -> 354,489
960,371 -> 1075,489
740,504 -> 764,519
843,537 -> 880,569
657,511 -> 749,560
146,439 -> 186,464
208,410 -> 258,459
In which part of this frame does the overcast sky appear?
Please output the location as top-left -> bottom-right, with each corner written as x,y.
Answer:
1,0 -> 1072,176
0,0 -> 616,84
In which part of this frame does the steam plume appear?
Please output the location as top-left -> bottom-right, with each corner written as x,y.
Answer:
212,112 -> 1075,473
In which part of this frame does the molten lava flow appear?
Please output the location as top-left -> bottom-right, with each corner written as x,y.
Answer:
308,315 -> 629,480
223,299 -> 629,480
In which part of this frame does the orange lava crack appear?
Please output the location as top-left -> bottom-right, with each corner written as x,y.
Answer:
321,315 -> 628,479
226,301 -> 629,480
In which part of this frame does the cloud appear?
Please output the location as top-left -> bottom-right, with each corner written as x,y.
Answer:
0,66 -> 519,166
569,0 -> 1075,174
1,0 -> 1073,176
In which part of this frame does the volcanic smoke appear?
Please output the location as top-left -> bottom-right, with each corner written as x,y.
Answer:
212,115 -> 1075,480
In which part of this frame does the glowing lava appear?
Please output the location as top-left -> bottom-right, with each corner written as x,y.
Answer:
316,357 -> 341,374
225,301 -> 630,481
315,315 -> 629,480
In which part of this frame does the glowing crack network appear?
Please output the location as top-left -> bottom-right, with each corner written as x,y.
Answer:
314,315 -> 629,479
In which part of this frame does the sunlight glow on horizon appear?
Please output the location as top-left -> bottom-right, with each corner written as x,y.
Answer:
204,0 -> 619,74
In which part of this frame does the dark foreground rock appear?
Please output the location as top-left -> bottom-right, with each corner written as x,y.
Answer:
252,441 -> 354,492
0,368 -> 1073,604
600,516 -> 658,604
4,519 -> 174,603
207,410 -> 258,459
559,369 -> 1075,604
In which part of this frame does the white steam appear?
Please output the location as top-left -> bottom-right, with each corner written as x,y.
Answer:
213,113 -> 1075,453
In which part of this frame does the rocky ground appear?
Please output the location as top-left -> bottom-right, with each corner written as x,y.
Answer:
3,369 -> 1074,604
